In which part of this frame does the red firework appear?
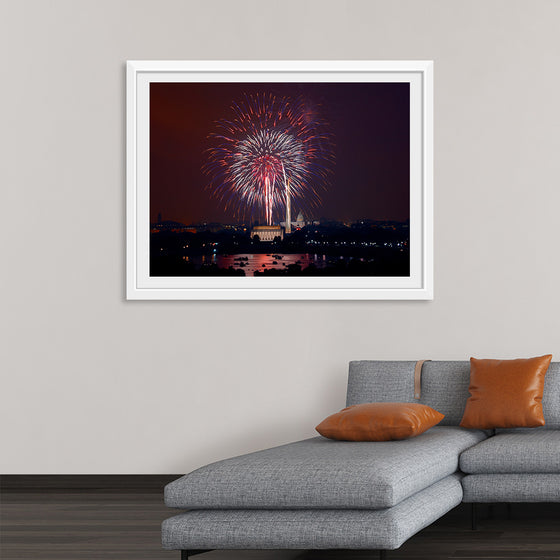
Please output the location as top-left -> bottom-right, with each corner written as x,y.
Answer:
204,93 -> 334,225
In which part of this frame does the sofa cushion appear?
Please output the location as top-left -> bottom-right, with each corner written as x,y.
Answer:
460,430 -> 560,474
315,402 -> 444,441
542,362 -> 560,428
162,474 -> 464,551
347,361 -> 560,428
347,361 -> 471,425
165,426 -> 485,510
462,473 -> 560,502
459,355 -> 551,429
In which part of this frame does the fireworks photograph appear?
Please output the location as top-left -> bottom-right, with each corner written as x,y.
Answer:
149,81 -> 411,279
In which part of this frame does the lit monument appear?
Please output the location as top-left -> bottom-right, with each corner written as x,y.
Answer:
285,180 -> 292,235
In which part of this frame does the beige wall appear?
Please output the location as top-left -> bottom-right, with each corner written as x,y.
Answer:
1,0 -> 559,473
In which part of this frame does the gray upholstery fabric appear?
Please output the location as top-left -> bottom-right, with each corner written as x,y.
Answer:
462,474 -> 560,502
165,426 -> 484,510
347,360 -> 560,427
162,474 -> 463,551
347,360 -> 418,405
541,362 -> 560,428
460,430 -> 560,474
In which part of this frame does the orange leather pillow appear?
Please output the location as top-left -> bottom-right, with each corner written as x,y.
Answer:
460,355 -> 552,429
315,402 -> 445,442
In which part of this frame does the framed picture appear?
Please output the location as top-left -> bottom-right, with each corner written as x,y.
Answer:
127,60 -> 433,300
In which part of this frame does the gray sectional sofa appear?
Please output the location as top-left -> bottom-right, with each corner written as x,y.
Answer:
162,360 -> 560,559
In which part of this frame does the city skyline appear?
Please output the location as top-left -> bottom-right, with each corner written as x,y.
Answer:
151,213 -> 408,228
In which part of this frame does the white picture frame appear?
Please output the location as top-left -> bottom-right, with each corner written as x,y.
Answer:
127,60 -> 433,300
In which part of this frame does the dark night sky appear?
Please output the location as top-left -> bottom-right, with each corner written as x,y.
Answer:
150,82 -> 409,225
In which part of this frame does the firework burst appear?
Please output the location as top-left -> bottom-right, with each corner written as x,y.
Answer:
204,93 -> 334,225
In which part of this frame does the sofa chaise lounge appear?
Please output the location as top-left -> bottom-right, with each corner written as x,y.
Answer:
162,360 -> 560,558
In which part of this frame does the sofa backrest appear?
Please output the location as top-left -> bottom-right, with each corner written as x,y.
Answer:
347,360 -> 560,428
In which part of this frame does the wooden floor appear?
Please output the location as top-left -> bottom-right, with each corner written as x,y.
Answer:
1,490 -> 559,559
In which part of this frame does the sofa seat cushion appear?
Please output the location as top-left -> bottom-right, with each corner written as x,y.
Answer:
165,426 -> 485,510
460,430 -> 560,474
163,474 -> 463,551
462,474 -> 560,502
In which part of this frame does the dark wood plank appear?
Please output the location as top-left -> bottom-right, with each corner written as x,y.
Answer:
0,475 -> 182,491
1,490 -> 559,559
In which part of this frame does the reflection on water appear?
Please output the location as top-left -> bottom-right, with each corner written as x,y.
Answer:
188,253 -> 341,276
